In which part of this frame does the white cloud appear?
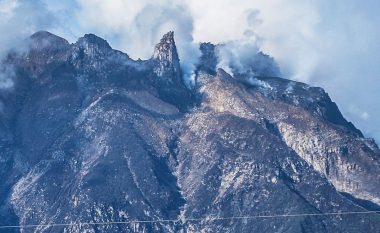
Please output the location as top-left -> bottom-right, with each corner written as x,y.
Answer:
186,0 -> 380,142
0,64 -> 15,90
0,0 -> 379,142
0,0 -> 57,56
0,0 -> 60,91
73,0 -> 201,84
349,105 -> 370,120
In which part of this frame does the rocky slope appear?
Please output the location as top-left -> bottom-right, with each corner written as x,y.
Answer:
0,31 -> 379,233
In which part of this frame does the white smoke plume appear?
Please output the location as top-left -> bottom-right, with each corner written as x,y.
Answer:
74,0 -> 201,85
216,9 -> 280,77
0,0 -> 57,55
0,0 -> 379,142
0,0 -> 59,90
0,64 -> 15,90
187,0 -> 380,142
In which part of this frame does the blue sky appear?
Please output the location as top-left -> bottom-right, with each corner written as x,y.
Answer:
1,0 -> 379,142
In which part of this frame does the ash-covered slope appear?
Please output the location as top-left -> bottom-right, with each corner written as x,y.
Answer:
0,31 -> 379,233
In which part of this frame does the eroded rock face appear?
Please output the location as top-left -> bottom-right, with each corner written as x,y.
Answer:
196,70 -> 380,206
0,31 -> 379,233
152,31 -> 181,81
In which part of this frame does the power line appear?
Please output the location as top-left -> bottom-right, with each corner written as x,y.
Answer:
0,210 -> 379,229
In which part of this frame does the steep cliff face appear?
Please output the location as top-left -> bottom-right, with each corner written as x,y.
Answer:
195,70 -> 380,206
152,31 -> 181,80
0,31 -> 379,233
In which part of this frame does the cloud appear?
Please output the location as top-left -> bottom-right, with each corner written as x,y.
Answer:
349,105 -> 370,120
184,0 -> 380,142
0,0 -> 379,143
73,0 -> 201,85
0,64 -> 15,90
0,0 -> 61,93
0,0 -> 58,56
215,9 -> 280,77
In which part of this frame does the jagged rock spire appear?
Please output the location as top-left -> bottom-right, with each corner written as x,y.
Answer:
151,31 -> 181,81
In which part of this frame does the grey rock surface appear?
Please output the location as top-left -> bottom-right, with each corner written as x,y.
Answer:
0,31 -> 379,233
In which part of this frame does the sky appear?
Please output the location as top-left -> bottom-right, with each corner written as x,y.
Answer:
0,0 -> 379,142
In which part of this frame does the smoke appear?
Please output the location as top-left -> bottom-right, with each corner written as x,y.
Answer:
217,39 -> 280,78
0,0 -> 379,142
74,0 -> 201,85
0,64 -> 15,90
216,32 -> 261,76
185,0 -> 380,142
216,9 -> 280,77
0,0 -> 57,55
0,0 -> 60,91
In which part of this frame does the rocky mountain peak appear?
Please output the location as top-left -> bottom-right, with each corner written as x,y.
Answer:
70,34 -> 114,70
151,31 -> 181,80
154,31 -> 175,48
29,30 -> 69,51
1,31 -> 380,233
76,33 -> 112,51
15,31 -> 71,74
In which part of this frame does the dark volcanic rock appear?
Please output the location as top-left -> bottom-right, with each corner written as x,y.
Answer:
0,31 -> 379,233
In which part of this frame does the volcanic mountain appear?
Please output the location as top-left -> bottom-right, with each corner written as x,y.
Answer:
0,31 -> 379,233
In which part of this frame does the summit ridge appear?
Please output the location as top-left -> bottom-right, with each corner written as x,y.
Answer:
0,31 -> 379,233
